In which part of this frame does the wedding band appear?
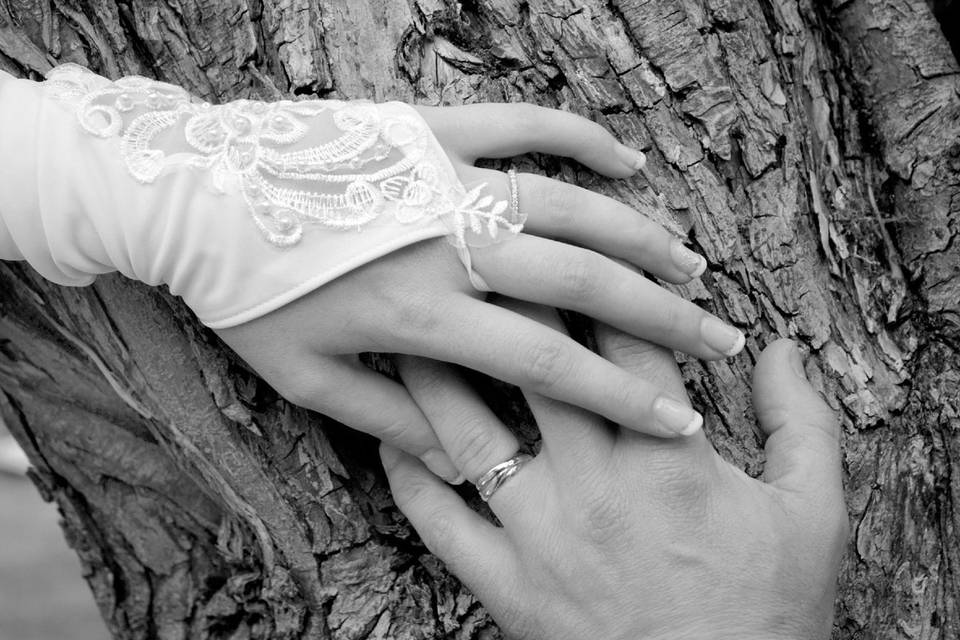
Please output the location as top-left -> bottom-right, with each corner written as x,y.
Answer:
475,453 -> 532,502
507,168 -> 521,222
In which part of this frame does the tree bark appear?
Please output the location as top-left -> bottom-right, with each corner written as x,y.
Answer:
1,0 -> 958,638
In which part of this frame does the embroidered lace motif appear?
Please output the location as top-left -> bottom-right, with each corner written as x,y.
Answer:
43,63 -> 523,248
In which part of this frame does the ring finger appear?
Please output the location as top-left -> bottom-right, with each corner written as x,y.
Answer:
396,355 -> 540,523
460,166 -> 705,284
397,356 -> 520,484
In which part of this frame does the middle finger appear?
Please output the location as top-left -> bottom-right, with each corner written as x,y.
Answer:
471,234 -> 746,361
395,355 -> 538,525
387,295 -> 702,438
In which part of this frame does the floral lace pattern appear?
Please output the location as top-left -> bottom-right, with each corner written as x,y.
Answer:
43,64 -> 523,248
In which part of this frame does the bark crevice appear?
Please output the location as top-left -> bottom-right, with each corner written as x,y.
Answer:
1,1 -> 958,638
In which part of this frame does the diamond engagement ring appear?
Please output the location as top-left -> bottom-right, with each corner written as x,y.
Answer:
475,453 -> 532,502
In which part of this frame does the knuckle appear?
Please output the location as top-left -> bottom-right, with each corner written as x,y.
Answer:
520,337 -> 573,389
551,203 -> 579,235
652,302 -> 685,341
448,413 -> 504,475
662,302 -> 684,331
671,471 -> 711,507
541,183 -> 578,230
604,375 -> 639,411
580,488 -> 630,547
755,405 -> 792,434
389,291 -> 447,340
557,253 -> 600,302
375,416 -> 422,446
645,448 -> 711,507
602,330 -> 665,366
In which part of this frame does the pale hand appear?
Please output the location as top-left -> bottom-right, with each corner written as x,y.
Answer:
217,104 -> 747,481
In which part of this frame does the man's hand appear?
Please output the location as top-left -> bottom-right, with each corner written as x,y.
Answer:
380,302 -> 847,639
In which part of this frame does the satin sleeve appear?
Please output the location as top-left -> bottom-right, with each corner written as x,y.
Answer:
0,208 -> 22,261
0,65 -> 521,328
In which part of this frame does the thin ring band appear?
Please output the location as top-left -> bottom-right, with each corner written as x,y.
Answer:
476,453 -> 532,502
507,168 -> 521,222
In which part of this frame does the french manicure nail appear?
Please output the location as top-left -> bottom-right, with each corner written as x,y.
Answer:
700,317 -> 746,357
670,239 -> 707,278
653,397 -> 703,436
420,449 -> 462,483
614,143 -> 648,172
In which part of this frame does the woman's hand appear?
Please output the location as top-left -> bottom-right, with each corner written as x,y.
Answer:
381,303 -> 847,639
217,104 -> 745,480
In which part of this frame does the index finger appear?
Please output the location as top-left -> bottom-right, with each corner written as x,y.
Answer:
387,295 -> 702,438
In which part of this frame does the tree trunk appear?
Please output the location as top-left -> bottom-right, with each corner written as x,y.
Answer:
1,0 -> 958,638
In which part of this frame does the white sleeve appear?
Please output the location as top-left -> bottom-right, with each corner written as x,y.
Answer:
0,211 -> 22,261
0,65 -> 521,328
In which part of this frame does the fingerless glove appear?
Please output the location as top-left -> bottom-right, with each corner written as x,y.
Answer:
0,64 -> 520,327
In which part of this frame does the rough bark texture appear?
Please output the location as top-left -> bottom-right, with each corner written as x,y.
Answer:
1,1 -> 958,638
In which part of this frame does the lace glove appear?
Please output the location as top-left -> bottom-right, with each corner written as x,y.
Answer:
0,63 -> 518,328
1,64 -> 747,479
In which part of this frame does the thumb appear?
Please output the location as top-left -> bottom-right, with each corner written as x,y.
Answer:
753,339 -> 842,499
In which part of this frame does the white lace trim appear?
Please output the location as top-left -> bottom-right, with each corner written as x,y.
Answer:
42,63 -> 523,249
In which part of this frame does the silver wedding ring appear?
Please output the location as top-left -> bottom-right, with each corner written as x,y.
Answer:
475,453 -> 532,502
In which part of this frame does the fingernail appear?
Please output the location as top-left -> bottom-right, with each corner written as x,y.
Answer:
653,397 -> 703,436
788,342 -> 807,379
420,449 -> 462,483
614,143 -> 647,172
700,317 -> 745,357
670,239 -> 707,278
